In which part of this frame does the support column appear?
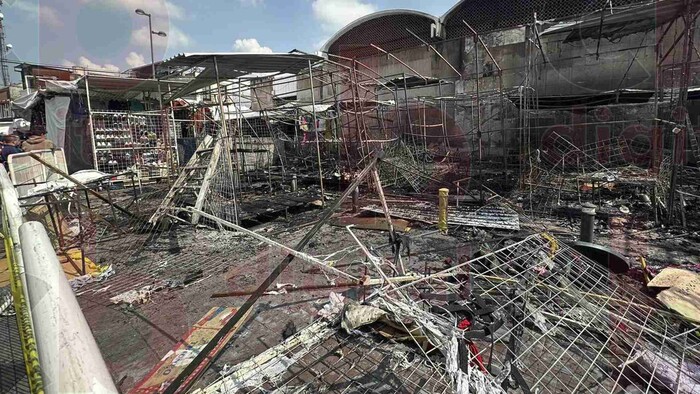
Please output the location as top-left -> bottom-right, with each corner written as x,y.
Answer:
84,76 -> 98,170
308,59 -> 325,205
438,188 -> 449,233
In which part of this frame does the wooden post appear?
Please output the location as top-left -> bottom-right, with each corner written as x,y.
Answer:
371,166 -> 404,274
438,188 -> 449,233
352,187 -> 359,213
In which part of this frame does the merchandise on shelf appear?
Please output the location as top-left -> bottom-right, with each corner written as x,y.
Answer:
91,111 -> 177,177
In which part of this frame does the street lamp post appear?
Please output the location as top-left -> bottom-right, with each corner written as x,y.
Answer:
135,8 -> 167,109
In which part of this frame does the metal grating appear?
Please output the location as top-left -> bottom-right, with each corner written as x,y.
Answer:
444,0 -> 653,39
92,110 -> 178,179
0,311 -> 31,394
198,232 -> 700,393
329,13 -> 436,59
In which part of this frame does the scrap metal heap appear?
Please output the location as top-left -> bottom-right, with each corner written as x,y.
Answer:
191,233 -> 700,393
68,47 -> 699,393
520,129 -> 665,222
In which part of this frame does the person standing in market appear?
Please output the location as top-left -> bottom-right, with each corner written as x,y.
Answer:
0,134 -> 23,170
20,130 -> 55,152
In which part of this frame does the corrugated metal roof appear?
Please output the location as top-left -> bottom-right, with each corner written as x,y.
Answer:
558,0 -> 688,42
160,52 -> 322,74
442,0 -> 650,39
158,52 -> 322,101
76,76 -> 188,100
267,102 -> 335,117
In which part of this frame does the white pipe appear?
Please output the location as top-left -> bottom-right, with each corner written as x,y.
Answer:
20,221 -> 118,394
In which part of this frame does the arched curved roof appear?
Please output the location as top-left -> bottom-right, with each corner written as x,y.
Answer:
441,0 -> 649,39
321,9 -> 440,60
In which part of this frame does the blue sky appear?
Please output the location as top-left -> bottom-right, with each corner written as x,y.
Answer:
1,0 -> 457,81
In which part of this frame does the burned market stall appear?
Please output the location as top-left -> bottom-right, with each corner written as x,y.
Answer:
6,1 -> 700,393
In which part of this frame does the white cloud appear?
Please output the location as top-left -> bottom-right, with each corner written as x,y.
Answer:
238,0 -> 264,5
39,5 -> 64,28
125,52 -> 146,68
8,0 -> 35,14
9,1 -> 63,28
233,38 -> 273,54
166,25 -> 192,48
80,0 -> 185,20
131,25 -> 192,49
63,56 -> 120,74
131,26 -> 157,47
164,1 -> 186,20
311,0 -> 377,32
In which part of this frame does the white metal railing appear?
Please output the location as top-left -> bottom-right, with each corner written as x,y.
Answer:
0,166 -> 117,393
0,165 -> 43,392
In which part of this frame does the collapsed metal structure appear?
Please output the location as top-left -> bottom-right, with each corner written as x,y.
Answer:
114,2 -> 700,389
117,1 -> 700,231
197,234 -> 700,393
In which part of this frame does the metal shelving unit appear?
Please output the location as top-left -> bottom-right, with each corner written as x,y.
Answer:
89,110 -> 179,180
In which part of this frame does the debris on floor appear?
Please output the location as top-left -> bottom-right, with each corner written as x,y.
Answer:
647,267 -> 700,323
131,307 -> 250,394
109,285 -> 162,306
329,216 -> 412,232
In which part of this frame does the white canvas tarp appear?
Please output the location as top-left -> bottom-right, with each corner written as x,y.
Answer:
11,91 -> 40,120
44,96 -> 70,148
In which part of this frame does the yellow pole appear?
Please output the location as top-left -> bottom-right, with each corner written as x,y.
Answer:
438,188 -> 449,233
639,256 -> 651,285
